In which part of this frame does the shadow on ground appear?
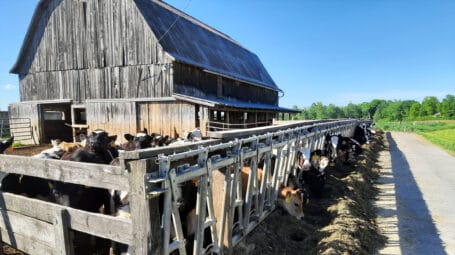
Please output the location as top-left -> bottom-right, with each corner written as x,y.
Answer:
386,132 -> 446,255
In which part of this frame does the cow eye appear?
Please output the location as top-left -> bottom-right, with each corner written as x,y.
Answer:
294,203 -> 299,207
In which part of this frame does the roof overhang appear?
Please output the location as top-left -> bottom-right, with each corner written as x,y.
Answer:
173,93 -> 299,113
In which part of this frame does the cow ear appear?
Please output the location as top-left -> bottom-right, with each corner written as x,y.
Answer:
109,135 -> 117,142
124,134 -> 133,141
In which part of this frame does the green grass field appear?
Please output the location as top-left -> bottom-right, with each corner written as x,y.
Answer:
376,120 -> 455,155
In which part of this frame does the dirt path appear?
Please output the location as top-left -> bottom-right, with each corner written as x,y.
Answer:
376,132 -> 455,255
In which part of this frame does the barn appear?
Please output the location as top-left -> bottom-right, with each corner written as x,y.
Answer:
9,0 -> 296,144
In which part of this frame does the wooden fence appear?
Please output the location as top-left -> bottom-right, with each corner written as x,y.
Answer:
0,119 -> 368,255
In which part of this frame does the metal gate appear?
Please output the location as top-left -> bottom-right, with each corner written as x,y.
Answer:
143,119 -> 363,255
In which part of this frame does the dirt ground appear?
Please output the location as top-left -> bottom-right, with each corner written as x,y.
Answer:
2,135 -> 387,254
234,132 -> 387,255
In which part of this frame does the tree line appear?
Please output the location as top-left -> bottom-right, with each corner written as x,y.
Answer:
291,94 -> 455,121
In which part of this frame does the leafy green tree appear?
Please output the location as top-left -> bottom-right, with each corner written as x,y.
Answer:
326,104 -> 344,119
421,96 -> 440,116
440,94 -> 455,118
409,103 -> 422,119
343,102 -> 362,119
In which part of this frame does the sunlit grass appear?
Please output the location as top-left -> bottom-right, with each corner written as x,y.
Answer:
420,130 -> 455,155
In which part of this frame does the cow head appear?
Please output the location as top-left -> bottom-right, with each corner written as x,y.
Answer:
310,152 -> 329,174
88,130 -> 112,153
295,148 -> 312,171
134,132 -> 153,149
279,186 -> 307,220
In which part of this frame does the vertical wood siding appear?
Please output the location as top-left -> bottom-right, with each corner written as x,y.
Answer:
86,101 -> 137,141
18,0 -> 173,103
137,101 -> 195,138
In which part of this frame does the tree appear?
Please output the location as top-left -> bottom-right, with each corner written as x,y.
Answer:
326,104 -> 344,119
343,103 -> 362,119
440,94 -> 455,118
409,103 -> 422,119
421,96 -> 440,116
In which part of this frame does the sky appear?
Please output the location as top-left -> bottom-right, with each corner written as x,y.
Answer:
0,0 -> 454,111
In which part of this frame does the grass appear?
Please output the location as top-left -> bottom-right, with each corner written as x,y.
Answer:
376,120 -> 455,155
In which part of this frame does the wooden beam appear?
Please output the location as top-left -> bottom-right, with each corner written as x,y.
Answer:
0,192 -> 133,245
0,155 -> 128,191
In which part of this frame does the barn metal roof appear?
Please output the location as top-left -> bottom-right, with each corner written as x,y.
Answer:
173,94 -> 298,113
135,0 -> 280,92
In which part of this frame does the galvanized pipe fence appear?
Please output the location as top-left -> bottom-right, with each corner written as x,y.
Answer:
144,119 -> 362,255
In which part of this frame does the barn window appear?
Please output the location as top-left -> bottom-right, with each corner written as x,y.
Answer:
44,111 -> 64,120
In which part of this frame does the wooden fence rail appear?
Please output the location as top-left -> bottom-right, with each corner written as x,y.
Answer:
0,119 -> 370,255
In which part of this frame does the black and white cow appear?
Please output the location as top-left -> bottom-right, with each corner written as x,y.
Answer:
295,148 -> 330,197
54,130 -> 117,255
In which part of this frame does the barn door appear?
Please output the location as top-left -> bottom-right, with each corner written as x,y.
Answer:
39,103 -> 73,143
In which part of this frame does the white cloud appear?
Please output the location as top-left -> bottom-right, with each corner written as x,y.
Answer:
3,84 -> 16,90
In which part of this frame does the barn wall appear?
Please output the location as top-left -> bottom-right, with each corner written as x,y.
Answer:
173,62 -> 279,105
8,103 -> 40,144
17,0 -> 173,103
20,65 -> 173,102
85,100 -> 137,142
137,101 -> 196,138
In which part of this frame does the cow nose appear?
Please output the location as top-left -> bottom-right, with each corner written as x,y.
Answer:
299,216 -> 305,220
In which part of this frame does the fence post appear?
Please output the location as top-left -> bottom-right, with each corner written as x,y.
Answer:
53,209 -> 73,255
128,159 -> 162,255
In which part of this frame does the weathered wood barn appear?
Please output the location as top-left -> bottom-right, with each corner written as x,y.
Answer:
10,0 -> 296,144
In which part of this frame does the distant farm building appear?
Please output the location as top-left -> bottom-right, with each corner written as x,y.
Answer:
9,0 -> 296,144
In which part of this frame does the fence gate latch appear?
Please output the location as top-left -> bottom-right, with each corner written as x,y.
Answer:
145,172 -> 167,199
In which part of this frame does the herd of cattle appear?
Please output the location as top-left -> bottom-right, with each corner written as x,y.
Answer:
0,122 -> 375,255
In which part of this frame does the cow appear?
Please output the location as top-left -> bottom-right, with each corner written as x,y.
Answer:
60,130 -> 118,163
33,139 -> 65,159
241,161 -> 307,220
0,137 -> 55,201
295,149 -> 330,197
54,130 -> 117,255
0,136 -> 14,154
353,122 -> 375,145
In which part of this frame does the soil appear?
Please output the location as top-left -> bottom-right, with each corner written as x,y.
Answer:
234,132 -> 387,255
1,135 -> 387,255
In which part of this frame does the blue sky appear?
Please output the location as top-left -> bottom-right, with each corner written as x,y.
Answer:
0,0 -> 454,111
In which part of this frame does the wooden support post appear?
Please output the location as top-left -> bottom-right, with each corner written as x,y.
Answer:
53,209 -> 73,255
128,159 -> 162,255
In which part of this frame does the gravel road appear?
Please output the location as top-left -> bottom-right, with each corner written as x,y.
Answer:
377,132 -> 455,255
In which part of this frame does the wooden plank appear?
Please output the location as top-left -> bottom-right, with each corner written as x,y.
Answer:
0,227 -> 53,255
0,155 -> 128,191
0,209 -> 55,247
0,192 -> 133,245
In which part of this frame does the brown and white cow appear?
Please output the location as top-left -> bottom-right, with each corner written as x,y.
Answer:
241,164 -> 307,220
